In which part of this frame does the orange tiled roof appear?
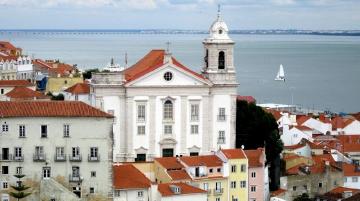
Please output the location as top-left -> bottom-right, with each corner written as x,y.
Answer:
323,186 -> 360,199
266,109 -> 282,121
337,135 -> 360,152
0,80 -> 33,87
158,183 -> 206,197
292,125 -> 313,131
5,87 -> 48,99
180,155 -> 223,167
237,95 -> 256,103
343,163 -> 360,176
297,115 -> 311,125
0,41 -> 19,51
284,143 -> 306,150
352,113 -> 360,121
244,148 -> 264,167
221,149 -> 247,159
0,55 -> 17,61
155,157 -> 184,170
123,50 -> 207,83
113,164 -> 151,189
167,170 -> 191,181
0,101 -> 113,118
64,83 -> 90,94
271,188 -> 287,196
332,116 -> 346,130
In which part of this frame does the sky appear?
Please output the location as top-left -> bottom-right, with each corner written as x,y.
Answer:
0,0 -> 360,30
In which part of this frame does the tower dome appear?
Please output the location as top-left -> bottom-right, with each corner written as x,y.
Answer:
204,5 -> 234,43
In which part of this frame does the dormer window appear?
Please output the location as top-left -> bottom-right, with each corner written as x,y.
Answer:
219,29 -> 223,34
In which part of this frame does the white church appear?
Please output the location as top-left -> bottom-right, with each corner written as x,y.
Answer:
90,11 -> 238,162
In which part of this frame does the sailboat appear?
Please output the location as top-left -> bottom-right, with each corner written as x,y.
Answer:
275,64 -> 285,81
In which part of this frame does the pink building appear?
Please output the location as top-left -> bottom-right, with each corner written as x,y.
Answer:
245,148 -> 270,201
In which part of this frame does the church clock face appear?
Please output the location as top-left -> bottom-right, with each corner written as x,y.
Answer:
164,72 -> 173,81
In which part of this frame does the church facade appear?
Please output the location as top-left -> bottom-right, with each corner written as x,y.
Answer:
90,12 -> 238,162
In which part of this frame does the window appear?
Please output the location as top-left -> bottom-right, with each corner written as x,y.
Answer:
14,147 -> 22,160
137,191 -> 143,197
42,167 -> 51,178
2,123 -> 8,132
217,168 -> 221,173
231,165 -> 236,173
137,126 -> 146,135
19,125 -> 25,137
218,131 -> 225,144
72,147 -> 80,157
35,146 -> 44,160
352,177 -> 358,182
209,168 -> 213,173
304,185 -> 307,190
114,190 -> 121,197
75,95 -> 78,101
91,171 -> 96,177
164,72 -> 173,81
319,182 -> 323,188
241,164 -> 246,172
163,100 -> 173,120
137,104 -> 146,122
16,167 -> 22,175
251,186 -> 257,192
90,187 -> 95,194
56,147 -> 65,160
218,51 -> 225,69
162,149 -> 174,157
2,181 -> 8,189
63,124 -> 70,137
292,186 -> 296,191
215,182 -> 221,191
90,147 -> 98,158
41,125 -> 47,138
230,181 -> 236,188
190,104 -> 199,121
190,152 -> 199,156
218,108 -> 226,120
240,181 -> 246,188
203,183 -> 209,190
191,125 -> 199,134
216,198 -> 220,201
135,154 -> 146,162
0,89 -> 4,94
164,125 -> 172,135
344,177 -> 347,182
251,172 -> 256,178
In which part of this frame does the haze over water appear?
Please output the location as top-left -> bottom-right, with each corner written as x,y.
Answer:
1,32 -> 360,113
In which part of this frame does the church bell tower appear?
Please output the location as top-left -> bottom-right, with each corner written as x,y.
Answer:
202,5 -> 237,85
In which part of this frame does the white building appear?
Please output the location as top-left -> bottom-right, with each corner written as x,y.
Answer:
0,101 -> 114,200
91,11 -> 238,162
157,183 -> 207,201
63,82 -> 91,105
16,56 -> 34,80
343,163 -> 360,189
0,80 -> 35,100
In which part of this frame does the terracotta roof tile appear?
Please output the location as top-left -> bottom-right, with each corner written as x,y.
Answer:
221,149 -> 247,159
266,109 -> 282,121
155,157 -> 184,170
237,95 -> 256,103
244,148 -> 264,167
292,125 -> 313,131
0,41 -> 19,51
343,163 -> 360,176
158,183 -> 206,197
64,83 -> 90,94
167,170 -> 191,181
297,116 -> 311,126
5,87 -> 48,99
271,188 -> 287,196
322,186 -> 360,200
180,155 -> 223,167
113,164 -> 151,189
284,143 -> 306,150
0,80 -> 34,87
0,101 -> 113,118
123,50 -> 207,83
352,112 -> 360,121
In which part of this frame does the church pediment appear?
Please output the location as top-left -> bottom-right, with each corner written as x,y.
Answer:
159,137 -> 177,145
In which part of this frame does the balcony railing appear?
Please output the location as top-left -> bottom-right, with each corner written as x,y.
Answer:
69,155 -> 82,162
217,138 -> 226,144
88,155 -> 100,162
33,154 -> 46,162
213,188 -> 224,195
13,155 -> 24,161
0,154 -> 12,161
69,174 -> 82,182
54,155 -> 67,162
217,115 -> 226,121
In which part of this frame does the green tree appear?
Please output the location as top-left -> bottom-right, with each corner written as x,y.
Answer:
46,92 -> 64,101
294,193 -> 312,201
236,100 -> 283,190
10,173 -> 31,201
82,68 -> 99,80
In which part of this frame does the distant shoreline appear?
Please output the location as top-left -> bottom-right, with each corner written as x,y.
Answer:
1,29 -> 360,36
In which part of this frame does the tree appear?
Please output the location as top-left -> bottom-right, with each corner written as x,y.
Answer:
294,193 -> 312,201
10,173 -> 31,201
236,100 -> 283,190
82,68 -> 99,80
46,92 -> 64,101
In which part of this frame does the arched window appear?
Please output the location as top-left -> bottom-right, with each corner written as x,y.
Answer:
204,49 -> 209,68
218,51 -> 225,69
163,100 -> 173,120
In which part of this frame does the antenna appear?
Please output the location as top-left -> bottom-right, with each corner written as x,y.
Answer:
124,52 -> 128,68
166,41 -> 171,54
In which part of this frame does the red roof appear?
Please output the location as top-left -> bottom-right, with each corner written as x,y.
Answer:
0,101 -> 113,118
0,41 -> 19,51
297,116 -> 311,125
64,83 -> 90,94
237,96 -> 256,103
323,186 -> 360,199
271,188 -> 287,196
284,143 -> 306,150
0,80 -> 34,87
180,155 -> 223,167
221,149 -> 247,159
0,55 -> 17,61
266,109 -> 282,121
352,113 -> 360,121
343,163 -> 360,176
292,125 -> 312,131
113,164 -> 151,189
244,148 -> 265,167
167,170 -> 191,181
332,116 -> 346,130
123,50 -> 207,83
158,183 -> 206,197
337,135 -> 360,152
5,87 -> 48,99
155,157 -> 184,170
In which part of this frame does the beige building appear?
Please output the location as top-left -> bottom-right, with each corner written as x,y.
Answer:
0,101 -> 114,200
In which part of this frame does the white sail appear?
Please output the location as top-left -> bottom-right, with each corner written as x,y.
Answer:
275,64 -> 285,81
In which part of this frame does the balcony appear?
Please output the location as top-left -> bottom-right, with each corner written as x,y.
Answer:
69,155 -> 82,162
88,155 -> 100,162
213,188 -> 224,195
54,155 -> 67,162
13,155 -> 24,162
33,154 -> 46,162
217,138 -> 226,144
69,174 -> 82,182
217,115 -> 226,121
0,154 -> 12,161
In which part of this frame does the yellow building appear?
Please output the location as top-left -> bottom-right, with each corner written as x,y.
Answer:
46,76 -> 83,94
